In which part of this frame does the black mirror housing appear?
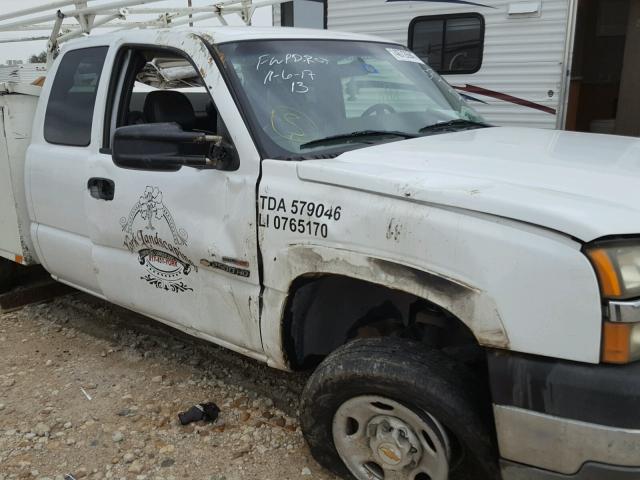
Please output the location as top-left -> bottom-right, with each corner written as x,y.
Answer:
112,122 -> 225,171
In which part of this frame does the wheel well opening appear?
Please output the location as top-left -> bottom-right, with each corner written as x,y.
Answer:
282,274 -> 483,371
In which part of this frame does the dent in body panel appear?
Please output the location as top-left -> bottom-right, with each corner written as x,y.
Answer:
278,244 -> 509,349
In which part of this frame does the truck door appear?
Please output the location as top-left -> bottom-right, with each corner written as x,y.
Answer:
26,46 -> 109,294
84,41 -> 264,356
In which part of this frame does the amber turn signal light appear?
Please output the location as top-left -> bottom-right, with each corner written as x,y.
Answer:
587,248 -> 622,299
602,321 -> 640,364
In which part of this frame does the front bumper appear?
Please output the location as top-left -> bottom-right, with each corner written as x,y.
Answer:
501,460 -> 640,480
488,351 -> 640,478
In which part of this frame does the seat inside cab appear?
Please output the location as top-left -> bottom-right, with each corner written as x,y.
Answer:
118,52 -> 218,134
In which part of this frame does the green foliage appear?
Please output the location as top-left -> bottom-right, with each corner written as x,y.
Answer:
29,51 -> 48,64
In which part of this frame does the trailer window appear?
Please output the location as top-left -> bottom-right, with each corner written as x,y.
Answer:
44,46 -> 108,146
409,14 -> 484,75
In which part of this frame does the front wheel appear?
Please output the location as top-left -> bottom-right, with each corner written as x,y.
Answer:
300,338 -> 499,480
0,258 -> 17,293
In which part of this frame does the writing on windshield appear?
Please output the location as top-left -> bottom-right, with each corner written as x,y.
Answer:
219,40 -> 485,159
256,53 -> 328,94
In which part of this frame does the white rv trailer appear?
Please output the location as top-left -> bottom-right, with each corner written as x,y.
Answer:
275,0 -> 640,137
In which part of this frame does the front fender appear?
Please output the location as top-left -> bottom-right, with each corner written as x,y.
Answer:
259,160 -> 603,369
260,244 -> 508,370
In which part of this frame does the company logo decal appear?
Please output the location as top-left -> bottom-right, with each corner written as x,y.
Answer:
200,258 -> 251,278
121,186 -> 197,293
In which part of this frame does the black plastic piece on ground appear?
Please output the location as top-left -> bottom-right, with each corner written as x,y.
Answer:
178,402 -> 220,425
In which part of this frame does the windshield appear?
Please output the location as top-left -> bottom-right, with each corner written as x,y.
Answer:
216,40 -> 486,159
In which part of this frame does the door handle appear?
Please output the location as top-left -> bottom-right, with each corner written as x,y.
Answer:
88,177 -> 115,201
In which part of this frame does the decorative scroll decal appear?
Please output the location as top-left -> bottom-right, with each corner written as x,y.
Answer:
121,186 -> 188,246
121,186 -> 197,293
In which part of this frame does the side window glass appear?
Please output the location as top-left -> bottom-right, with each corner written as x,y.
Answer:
105,47 -> 239,171
113,51 -> 218,135
44,46 -> 108,146
410,15 -> 484,75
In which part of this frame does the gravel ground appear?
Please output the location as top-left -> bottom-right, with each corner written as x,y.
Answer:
0,292 -> 338,480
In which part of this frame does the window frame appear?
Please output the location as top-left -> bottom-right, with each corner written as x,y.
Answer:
44,46 -> 109,147
408,13 -> 485,76
102,44 -> 211,151
101,42 -> 241,171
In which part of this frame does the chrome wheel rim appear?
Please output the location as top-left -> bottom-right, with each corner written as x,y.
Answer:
332,395 -> 451,480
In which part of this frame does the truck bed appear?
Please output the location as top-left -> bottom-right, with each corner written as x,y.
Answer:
0,81 -> 42,265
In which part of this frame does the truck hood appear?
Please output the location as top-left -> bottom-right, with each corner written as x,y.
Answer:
296,127 -> 640,242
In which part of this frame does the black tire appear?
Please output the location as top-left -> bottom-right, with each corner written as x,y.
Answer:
0,257 -> 17,293
300,337 -> 500,480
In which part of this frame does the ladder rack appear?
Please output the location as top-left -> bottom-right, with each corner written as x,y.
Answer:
0,0 -> 287,65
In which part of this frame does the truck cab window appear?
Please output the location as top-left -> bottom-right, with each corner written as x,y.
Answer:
114,51 -> 218,135
104,47 -> 237,170
409,14 -> 484,75
44,46 -> 108,146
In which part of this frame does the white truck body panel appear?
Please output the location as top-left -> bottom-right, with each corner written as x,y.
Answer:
297,127 -> 640,242
27,30 -> 269,361
0,85 -> 40,265
26,46 -> 104,294
258,156 -> 603,365
2,26 -> 636,367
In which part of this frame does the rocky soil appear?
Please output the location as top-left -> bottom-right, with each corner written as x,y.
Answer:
0,292 -> 337,480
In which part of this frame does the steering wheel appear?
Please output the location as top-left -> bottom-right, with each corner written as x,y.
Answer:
361,103 -> 397,117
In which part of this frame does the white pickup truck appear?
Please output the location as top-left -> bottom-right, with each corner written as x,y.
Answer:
1,26 -> 640,480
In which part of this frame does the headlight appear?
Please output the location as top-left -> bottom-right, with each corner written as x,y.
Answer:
586,240 -> 640,363
586,240 -> 640,300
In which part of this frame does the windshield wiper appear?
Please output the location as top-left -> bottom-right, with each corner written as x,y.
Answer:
299,130 -> 417,150
419,119 -> 490,134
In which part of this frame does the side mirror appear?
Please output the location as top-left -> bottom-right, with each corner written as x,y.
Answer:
112,122 -> 234,171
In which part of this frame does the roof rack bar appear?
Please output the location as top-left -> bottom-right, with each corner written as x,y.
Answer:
0,0 -> 165,32
0,0 -> 291,55
126,7 -> 222,15
0,35 -> 50,44
56,11 -> 123,42
168,11 -> 224,28
0,1 -> 92,23
46,10 -> 65,65
0,19 -> 177,31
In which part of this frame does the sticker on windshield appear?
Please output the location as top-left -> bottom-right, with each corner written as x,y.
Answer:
386,48 -> 423,64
